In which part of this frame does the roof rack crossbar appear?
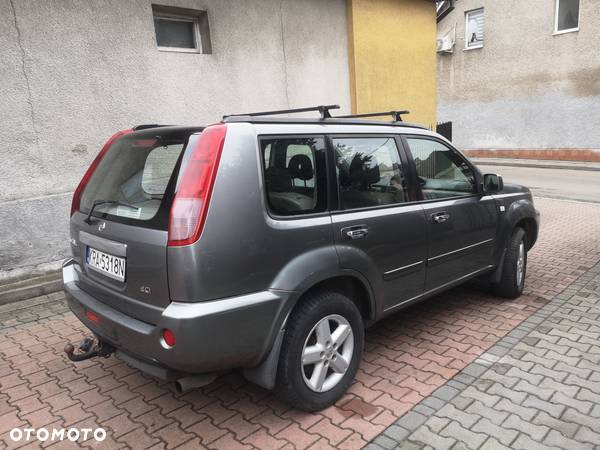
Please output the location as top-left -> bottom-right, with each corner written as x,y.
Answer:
336,110 -> 410,122
223,104 -> 340,120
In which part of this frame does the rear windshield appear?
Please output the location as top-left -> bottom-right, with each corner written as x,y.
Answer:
80,128 -> 201,229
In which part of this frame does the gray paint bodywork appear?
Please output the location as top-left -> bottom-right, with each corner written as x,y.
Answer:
63,122 -> 539,389
64,261 -> 291,373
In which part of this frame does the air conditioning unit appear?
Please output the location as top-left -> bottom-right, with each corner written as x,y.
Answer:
436,36 -> 454,53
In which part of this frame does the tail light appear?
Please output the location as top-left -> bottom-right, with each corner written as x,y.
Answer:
70,129 -> 133,216
168,124 -> 227,247
85,310 -> 100,325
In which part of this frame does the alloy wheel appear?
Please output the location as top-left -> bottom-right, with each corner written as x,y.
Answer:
301,314 -> 354,392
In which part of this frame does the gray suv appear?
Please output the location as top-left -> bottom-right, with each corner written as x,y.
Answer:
63,105 -> 539,411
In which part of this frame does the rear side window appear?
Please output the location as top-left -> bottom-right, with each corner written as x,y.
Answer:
405,138 -> 476,200
80,130 -> 197,227
260,137 -> 327,216
333,137 -> 409,210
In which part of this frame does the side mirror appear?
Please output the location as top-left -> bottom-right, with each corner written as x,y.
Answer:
483,173 -> 503,193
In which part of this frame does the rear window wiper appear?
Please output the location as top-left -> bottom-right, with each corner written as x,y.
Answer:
84,199 -> 139,224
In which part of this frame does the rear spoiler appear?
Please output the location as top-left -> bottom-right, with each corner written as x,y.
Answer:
132,124 -> 172,131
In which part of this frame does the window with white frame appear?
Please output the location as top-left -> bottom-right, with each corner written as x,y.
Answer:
152,4 -> 212,53
555,0 -> 580,34
465,8 -> 484,49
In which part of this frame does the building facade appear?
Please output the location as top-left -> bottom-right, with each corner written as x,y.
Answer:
0,0 -> 436,280
436,0 -> 600,161
349,0 -> 437,128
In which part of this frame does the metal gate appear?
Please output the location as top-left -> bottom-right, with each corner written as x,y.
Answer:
436,121 -> 452,142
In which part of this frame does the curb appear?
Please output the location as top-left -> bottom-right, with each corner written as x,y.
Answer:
366,261 -> 600,450
0,270 -> 63,306
471,160 -> 600,172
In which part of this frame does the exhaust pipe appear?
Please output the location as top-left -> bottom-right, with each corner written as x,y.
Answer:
174,373 -> 217,394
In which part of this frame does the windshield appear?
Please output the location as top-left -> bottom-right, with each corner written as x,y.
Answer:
80,128 -> 200,228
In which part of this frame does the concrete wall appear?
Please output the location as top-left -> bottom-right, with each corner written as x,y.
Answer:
348,0 -> 437,127
0,0 -> 351,279
436,0 -> 600,160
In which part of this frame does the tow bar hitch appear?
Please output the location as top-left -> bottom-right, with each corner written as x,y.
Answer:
64,337 -> 115,362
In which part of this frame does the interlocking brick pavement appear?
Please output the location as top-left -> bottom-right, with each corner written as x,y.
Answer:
1,198 -> 599,449
371,261 -> 600,450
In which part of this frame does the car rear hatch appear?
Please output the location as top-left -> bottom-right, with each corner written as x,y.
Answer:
70,127 -> 203,318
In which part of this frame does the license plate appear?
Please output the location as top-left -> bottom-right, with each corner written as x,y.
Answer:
86,247 -> 126,282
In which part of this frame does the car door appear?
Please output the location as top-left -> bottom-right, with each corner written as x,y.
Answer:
330,135 -> 428,314
403,136 -> 498,292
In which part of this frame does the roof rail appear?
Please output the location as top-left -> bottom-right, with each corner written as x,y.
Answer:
132,124 -> 171,131
223,104 -> 340,120
335,110 -> 410,122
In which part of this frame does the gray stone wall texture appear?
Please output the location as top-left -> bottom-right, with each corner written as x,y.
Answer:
436,0 -> 600,152
0,0 -> 351,279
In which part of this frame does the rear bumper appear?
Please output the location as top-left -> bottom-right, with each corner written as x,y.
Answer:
63,260 -> 292,376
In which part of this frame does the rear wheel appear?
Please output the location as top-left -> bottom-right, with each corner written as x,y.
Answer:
493,227 -> 527,299
275,291 -> 364,411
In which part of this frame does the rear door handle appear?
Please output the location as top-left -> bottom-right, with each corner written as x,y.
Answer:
431,212 -> 450,224
342,225 -> 369,240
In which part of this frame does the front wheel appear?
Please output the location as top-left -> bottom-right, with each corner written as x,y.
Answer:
492,227 -> 527,299
274,291 -> 364,411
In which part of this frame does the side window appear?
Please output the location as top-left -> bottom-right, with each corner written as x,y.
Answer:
333,137 -> 408,210
405,138 -> 476,200
260,137 -> 327,216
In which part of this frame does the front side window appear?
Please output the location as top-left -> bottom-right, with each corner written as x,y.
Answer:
261,137 -> 327,216
555,0 -> 580,33
465,8 -> 484,49
406,138 -> 476,200
333,137 -> 408,210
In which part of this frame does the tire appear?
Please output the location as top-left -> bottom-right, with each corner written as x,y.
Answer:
492,227 -> 527,299
274,290 -> 364,411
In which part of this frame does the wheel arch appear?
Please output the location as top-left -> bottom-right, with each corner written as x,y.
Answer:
294,273 -> 376,322
243,272 -> 375,390
514,217 -> 538,250
503,199 -> 539,251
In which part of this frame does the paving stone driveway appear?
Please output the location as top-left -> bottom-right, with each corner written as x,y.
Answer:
370,261 -> 600,450
0,198 -> 599,449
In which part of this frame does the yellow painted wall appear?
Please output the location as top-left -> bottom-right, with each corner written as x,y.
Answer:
347,0 -> 437,127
